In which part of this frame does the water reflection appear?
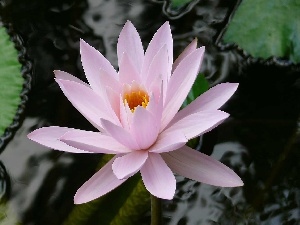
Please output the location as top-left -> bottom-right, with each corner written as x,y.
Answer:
0,118 -> 100,224
0,161 -> 10,202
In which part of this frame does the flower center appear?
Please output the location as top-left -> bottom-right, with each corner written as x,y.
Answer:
124,89 -> 149,112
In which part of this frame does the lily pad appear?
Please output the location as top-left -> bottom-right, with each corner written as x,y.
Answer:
0,25 -> 31,152
222,0 -> 300,63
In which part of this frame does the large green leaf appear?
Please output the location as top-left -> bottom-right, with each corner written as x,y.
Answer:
0,27 -> 23,136
223,0 -> 300,63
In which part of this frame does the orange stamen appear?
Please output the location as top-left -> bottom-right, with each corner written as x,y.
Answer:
124,89 -> 149,112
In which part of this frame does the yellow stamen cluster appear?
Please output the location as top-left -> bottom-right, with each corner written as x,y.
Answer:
124,90 -> 149,112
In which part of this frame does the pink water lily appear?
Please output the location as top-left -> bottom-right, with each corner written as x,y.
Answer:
28,21 -> 243,204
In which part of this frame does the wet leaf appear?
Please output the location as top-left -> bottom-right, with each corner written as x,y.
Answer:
223,0 -> 300,63
0,27 -> 23,135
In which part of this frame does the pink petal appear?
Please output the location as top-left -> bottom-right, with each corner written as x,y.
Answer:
131,107 -> 159,150
117,21 -> 144,73
101,119 -> 140,150
162,146 -> 244,187
170,83 -> 239,125
54,70 -> 89,87
161,47 -> 205,129
55,79 -> 120,130
146,73 -> 163,101
119,52 -> 141,84
145,45 -> 170,96
146,91 -> 163,130
112,151 -> 148,179
93,68 -> 121,99
74,156 -> 126,204
149,131 -> 187,153
163,110 -> 229,140
60,129 -> 131,154
172,38 -> 197,72
80,39 -> 118,91
140,153 -> 176,199
27,126 -> 92,153
106,87 -> 120,118
119,95 -> 132,131
142,22 -> 173,80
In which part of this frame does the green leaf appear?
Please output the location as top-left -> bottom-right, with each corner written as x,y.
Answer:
223,0 -> 300,63
0,27 -> 23,135
182,73 -> 209,108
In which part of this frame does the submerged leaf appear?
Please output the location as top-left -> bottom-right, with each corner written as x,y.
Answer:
0,204 -> 20,224
171,0 -> 193,8
223,0 -> 300,63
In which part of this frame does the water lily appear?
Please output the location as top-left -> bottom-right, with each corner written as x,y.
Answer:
28,21 -> 243,204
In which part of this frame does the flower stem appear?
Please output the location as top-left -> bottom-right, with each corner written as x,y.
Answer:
151,194 -> 162,225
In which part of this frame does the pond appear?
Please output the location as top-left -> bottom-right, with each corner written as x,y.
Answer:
0,0 -> 299,224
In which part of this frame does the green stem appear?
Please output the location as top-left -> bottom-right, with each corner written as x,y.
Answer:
150,194 -> 162,225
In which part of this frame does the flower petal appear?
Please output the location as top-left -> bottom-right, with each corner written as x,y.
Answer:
55,79 -> 120,130
145,45 -> 170,97
163,110 -> 229,140
74,156 -> 126,204
172,38 -> 197,72
93,68 -> 121,99
162,146 -> 244,187
54,70 -> 89,87
101,119 -> 140,150
149,131 -> 187,153
117,21 -> 144,73
170,83 -> 239,125
140,153 -> 176,199
106,86 -> 120,118
119,52 -> 141,84
60,129 -> 131,154
27,126 -> 92,153
161,47 -> 205,129
146,90 -> 163,130
142,22 -> 173,80
112,151 -> 148,179
119,95 -> 132,131
131,107 -> 159,150
80,39 -> 118,91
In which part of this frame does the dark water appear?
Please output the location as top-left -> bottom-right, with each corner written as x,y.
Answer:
0,0 -> 300,224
